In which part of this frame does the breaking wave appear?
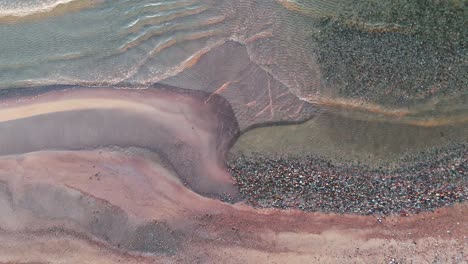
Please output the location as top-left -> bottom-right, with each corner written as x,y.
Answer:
0,0 -> 81,17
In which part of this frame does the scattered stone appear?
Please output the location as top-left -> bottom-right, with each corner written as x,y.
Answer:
228,143 -> 467,215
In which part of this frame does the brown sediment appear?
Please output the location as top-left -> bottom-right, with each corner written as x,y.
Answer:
124,6 -> 209,33
304,95 -> 410,117
407,116 -> 468,127
205,81 -> 237,103
275,0 -> 338,17
180,44 -> 217,70
118,29 -> 223,83
119,6 -> 216,51
276,0 -> 304,13
0,149 -> 466,263
303,94 -> 468,127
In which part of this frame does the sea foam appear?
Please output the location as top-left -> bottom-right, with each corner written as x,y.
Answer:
0,0 -> 79,17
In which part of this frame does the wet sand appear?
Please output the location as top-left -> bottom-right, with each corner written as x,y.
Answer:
0,85 -> 466,263
0,85 -> 240,198
0,149 -> 466,263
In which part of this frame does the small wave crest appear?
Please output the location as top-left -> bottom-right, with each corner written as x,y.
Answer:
0,0 -> 80,17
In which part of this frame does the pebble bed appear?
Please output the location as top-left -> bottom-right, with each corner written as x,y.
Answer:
228,144 -> 467,215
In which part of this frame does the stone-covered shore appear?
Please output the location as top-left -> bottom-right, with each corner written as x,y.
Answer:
228,143 -> 467,216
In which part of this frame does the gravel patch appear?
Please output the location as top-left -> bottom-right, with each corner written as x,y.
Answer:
228,143 -> 467,215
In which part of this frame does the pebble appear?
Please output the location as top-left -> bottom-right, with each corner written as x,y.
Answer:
228,143 -> 467,215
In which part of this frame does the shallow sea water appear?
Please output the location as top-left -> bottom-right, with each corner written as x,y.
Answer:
0,0 -> 232,87
0,0 -> 466,164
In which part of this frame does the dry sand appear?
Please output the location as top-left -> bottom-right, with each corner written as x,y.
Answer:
0,149 -> 466,263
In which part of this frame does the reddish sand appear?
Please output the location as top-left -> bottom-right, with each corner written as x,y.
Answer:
0,85 -> 240,198
0,86 -> 466,263
0,149 -> 466,263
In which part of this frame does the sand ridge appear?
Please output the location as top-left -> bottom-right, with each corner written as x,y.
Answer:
0,149 -> 466,263
0,85 -> 240,198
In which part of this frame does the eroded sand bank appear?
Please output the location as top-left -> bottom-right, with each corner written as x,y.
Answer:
0,85 -> 240,198
0,149 -> 466,263
0,85 -> 466,263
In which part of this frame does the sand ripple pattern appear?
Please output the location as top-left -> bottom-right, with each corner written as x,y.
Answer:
0,0 -> 465,126
0,0 -> 230,88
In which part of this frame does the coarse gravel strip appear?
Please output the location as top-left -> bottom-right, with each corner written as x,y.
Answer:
228,143 -> 467,216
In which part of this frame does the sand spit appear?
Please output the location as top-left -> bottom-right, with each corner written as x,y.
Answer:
0,85 -> 240,198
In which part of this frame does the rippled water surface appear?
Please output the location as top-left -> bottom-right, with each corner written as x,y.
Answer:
0,0 -> 227,87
